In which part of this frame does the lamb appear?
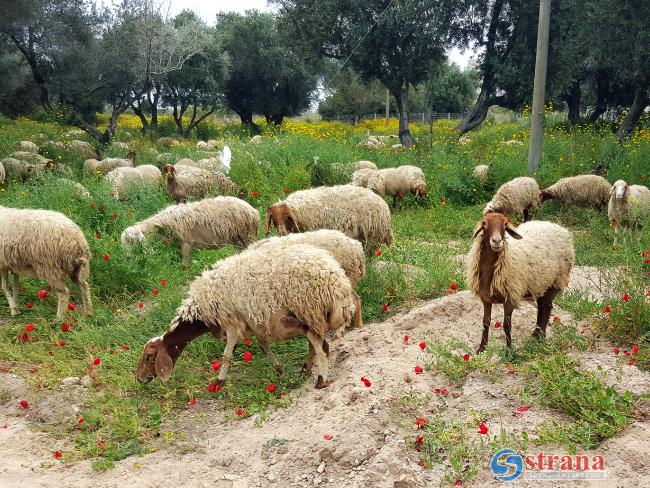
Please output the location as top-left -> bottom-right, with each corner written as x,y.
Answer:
158,137 -> 179,148
68,140 -> 98,160
484,176 -> 540,222
248,229 -> 365,328
354,160 -> 377,171
540,175 -> 611,209
366,165 -> 427,208
161,164 -> 241,203
121,197 -> 259,269
608,180 -> 650,242
84,157 -> 133,175
18,141 -> 39,153
472,164 -> 489,182
466,212 -> 574,353
0,206 -> 93,319
351,168 -> 377,188
265,185 -> 393,248
106,165 -> 161,199
135,244 -> 357,389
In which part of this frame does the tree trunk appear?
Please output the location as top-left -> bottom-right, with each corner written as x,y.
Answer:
239,112 -> 261,134
183,107 -> 215,137
456,88 -> 493,134
9,31 -> 50,107
393,87 -> 413,147
269,114 -> 284,125
588,70 -> 610,122
565,81 -> 581,124
617,87 -> 649,142
131,101 -> 151,135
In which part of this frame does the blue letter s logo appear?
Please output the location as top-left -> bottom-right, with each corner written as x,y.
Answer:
491,448 -> 524,482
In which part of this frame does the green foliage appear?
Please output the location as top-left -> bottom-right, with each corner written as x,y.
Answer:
426,62 -> 478,113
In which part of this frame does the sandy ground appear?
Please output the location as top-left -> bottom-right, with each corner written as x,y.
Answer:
1,268 -> 648,488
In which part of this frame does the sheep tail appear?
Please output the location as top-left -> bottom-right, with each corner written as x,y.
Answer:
72,257 -> 90,282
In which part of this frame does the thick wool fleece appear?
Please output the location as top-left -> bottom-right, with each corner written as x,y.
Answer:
176,244 -> 355,338
467,220 -> 575,308
484,177 -> 540,217
543,175 -> 611,208
367,165 -> 425,197
608,182 -> 650,226
84,157 -> 132,175
122,197 -> 259,249
351,168 -> 377,188
248,229 -> 365,285
0,206 -> 91,283
354,160 -> 378,171
283,185 -> 393,246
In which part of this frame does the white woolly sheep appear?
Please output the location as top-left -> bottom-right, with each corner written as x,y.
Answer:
608,180 -> 650,242
250,135 -> 263,144
1,156 -> 55,180
10,151 -> 51,166
467,212 -> 574,353
106,165 -> 161,199
121,197 -> 259,269
265,185 -> 393,248
366,165 -> 427,209
484,176 -> 540,222
0,206 -> 93,319
161,164 -> 241,203
18,141 -> 39,153
84,157 -> 133,175
135,244 -> 357,389
354,160 -> 378,171
472,164 -> 489,182
158,137 -> 179,148
540,175 -> 611,209
68,140 -> 98,160
180,156 -> 229,174
249,229 -> 366,328
351,168 -> 377,188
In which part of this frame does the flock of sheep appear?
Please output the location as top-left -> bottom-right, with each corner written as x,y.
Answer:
1,134 -> 650,390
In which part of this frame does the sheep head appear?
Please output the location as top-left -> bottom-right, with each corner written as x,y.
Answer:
611,180 -> 628,200
472,212 -> 522,253
121,226 -> 145,248
161,164 -> 176,179
412,180 -> 427,198
265,202 -> 300,236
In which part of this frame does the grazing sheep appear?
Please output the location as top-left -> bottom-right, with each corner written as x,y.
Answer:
366,165 -> 427,208
472,164 -> 489,182
484,176 -> 540,222
135,244 -> 357,389
354,160 -> 377,171
608,180 -> 650,242
351,168 -> 377,188
158,137 -> 179,148
391,143 -> 404,150
250,135 -> 263,144
249,229 -> 365,328
0,206 -> 92,319
196,140 -> 213,149
68,140 -> 98,160
467,213 -> 574,353
161,164 -> 241,203
181,156 -> 229,173
122,197 -> 259,269
9,151 -> 52,166
265,185 -> 393,248
1,157 -> 55,179
56,178 -> 91,199
83,157 -> 133,175
540,175 -> 611,209
106,165 -> 161,199
18,141 -> 39,153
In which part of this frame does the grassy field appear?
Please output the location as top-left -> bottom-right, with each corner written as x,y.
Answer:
0,114 -> 648,470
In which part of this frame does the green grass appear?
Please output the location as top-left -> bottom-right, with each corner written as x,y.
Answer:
0,115 -> 648,468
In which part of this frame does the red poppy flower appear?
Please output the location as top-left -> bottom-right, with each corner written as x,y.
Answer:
441,389 -> 448,396
418,341 -> 426,350
38,289 -> 47,300
440,198 -> 446,205
208,384 -> 216,392
214,384 -> 222,393
633,344 -> 639,355
414,365 -> 423,375
19,400 -> 29,408
516,406 -> 529,412
477,423 -> 488,434
417,459 -> 425,467
187,399 -> 197,406
92,358 -> 101,366
610,219 -> 617,228
403,335 -> 409,344
252,191 -> 259,198
243,351 -> 252,363
120,344 -> 129,350
283,187 -> 290,193
18,332 -> 29,342
25,302 -> 33,309
629,358 -> 636,366
153,288 -> 159,297
494,321 -> 501,329
97,440 -> 105,448
78,417 -> 84,424
53,451 -> 62,459
416,435 -> 424,445
382,303 -> 389,313
162,240 -> 169,246
95,233 -> 102,239
266,384 -> 276,393
360,377 -> 371,387
434,388 -> 441,394
110,213 -> 118,219
449,283 -> 458,291
375,248 -> 382,257
625,351 -> 631,357
462,354 -> 470,361
454,481 -> 463,487
603,305 -> 611,313
161,279 -> 167,286
507,218 -> 512,223
103,253 -> 109,262
553,316 -> 559,322
642,250 -> 649,258
623,293 -> 630,302
25,323 -> 35,332
59,339 -> 66,346
244,337 -> 251,346
235,408 -> 244,416
212,360 -> 220,372
67,303 -> 77,311
137,302 -> 144,309
613,347 -> 620,354
89,202 -> 95,209
415,417 -> 427,429
323,434 -> 333,441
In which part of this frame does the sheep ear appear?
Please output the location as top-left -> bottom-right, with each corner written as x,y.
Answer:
505,222 -> 523,240
287,208 -> 300,232
155,345 -> 174,382
472,220 -> 485,238
264,209 -> 273,236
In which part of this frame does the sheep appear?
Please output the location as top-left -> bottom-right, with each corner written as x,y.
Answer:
608,180 -> 650,243
265,185 -> 393,248
18,141 -> 39,153
540,175 -> 611,210
196,140 -> 213,150
83,157 -> 133,175
366,165 -> 427,209
249,229 -> 365,328
1,157 -> 55,180
135,244 -> 357,389
0,206 -> 93,319
56,178 -> 91,199
122,197 -> 259,269
466,212 -> 574,353
161,164 -> 241,203
391,143 -> 404,150
105,165 -> 161,199
354,160 -> 377,171
472,164 -> 489,182
158,137 -> 179,148
250,135 -> 263,144
180,156 -> 229,173
68,140 -> 98,160
9,151 -> 52,166
484,176 -> 540,222
351,168 -> 377,188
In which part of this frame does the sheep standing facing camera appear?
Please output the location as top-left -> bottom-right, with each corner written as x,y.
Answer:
540,175 -> 611,209
136,244 -> 356,389
466,213 -> 574,353
484,176 -> 540,222
608,179 -> 650,242
0,206 -> 93,319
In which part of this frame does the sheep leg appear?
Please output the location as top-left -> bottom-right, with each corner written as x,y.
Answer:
1,270 -> 20,316
306,330 -> 329,389
503,301 -> 514,349
302,342 -> 316,372
73,274 -> 93,315
181,242 -> 192,269
533,288 -> 559,339
392,194 -> 398,209
352,291 -> 363,328
214,329 -> 239,385
258,339 -> 282,374
523,207 -> 531,222
477,301 -> 492,353
51,279 -> 70,320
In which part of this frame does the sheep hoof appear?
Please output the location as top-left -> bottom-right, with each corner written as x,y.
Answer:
10,309 -> 20,316
532,329 -> 546,340
476,345 -> 486,354
315,376 -> 329,389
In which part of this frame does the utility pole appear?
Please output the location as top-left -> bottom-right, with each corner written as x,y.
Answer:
385,89 -> 390,127
527,0 -> 551,174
